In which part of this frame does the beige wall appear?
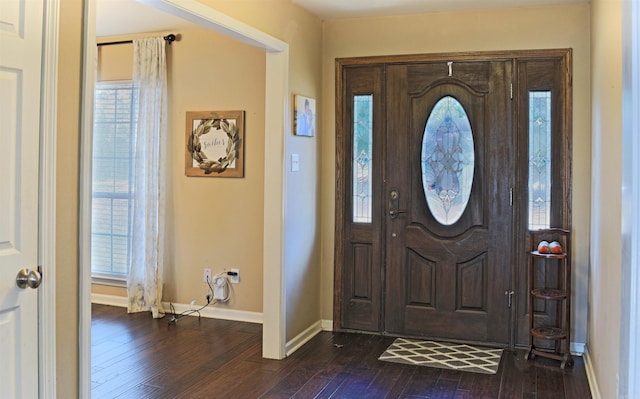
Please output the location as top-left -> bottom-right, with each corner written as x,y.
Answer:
168,27 -> 266,311
57,1 -> 82,397
92,1 -> 323,337
96,43 -> 132,81
94,27 -> 267,312
589,0 -> 623,397
321,4 -> 592,347
93,26 -> 326,320
195,0 -> 324,340
93,283 -> 126,297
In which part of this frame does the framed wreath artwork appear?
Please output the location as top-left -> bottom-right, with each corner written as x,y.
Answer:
185,110 -> 245,178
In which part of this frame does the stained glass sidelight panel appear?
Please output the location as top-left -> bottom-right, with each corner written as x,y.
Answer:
421,96 -> 475,225
353,95 -> 373,223
528,91 -> 552,230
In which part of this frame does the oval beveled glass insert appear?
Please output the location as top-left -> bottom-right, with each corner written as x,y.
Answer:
421,96 -> 474,225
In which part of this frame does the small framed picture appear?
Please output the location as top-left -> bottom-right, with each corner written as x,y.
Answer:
294,94 -> 315,137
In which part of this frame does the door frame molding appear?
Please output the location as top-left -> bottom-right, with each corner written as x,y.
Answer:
40,0 -> 59,396
334,49 -> 573,343
620,0 -> 640,395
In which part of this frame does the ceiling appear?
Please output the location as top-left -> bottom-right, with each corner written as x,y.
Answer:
97,0 -> 588,37
96,0 -> 198,38
292,0 -> 587,19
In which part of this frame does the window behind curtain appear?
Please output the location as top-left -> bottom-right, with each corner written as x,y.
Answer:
91,81 -> 137,281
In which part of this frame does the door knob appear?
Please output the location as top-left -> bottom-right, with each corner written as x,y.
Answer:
16,268 -> 42,289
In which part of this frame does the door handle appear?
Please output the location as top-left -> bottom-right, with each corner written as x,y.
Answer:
389,209 -> 407,218
16,268 -> 42,289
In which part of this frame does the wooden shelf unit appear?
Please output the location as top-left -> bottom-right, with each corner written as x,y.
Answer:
524,228 -> 574,369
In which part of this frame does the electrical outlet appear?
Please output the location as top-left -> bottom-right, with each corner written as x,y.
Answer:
203,268 -> 212,283
229,268 -> 240,284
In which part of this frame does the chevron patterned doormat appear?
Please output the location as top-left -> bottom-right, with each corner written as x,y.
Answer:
378,338 -> 503,374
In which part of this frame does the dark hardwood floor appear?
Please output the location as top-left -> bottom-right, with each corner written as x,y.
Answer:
92,304 -> 592,399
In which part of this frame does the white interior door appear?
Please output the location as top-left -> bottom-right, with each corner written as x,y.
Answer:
0,1 -> 45,397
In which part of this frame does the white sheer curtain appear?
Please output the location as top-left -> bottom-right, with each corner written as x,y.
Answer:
127,37 -> 167,318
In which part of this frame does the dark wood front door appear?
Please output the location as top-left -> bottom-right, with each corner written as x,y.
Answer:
336,56 -> 515,345
383,61 -> 513,344
336,51 -> 572,348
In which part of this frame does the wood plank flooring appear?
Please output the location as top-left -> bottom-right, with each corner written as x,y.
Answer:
92,304 -> 592,399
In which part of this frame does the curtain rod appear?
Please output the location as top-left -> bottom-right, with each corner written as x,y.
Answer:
97,33 -> 176,47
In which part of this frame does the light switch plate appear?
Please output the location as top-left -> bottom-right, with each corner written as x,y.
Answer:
291,153 -> 300,172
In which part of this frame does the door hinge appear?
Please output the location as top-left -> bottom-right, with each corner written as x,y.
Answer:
510,83 -> 513,99
505,290 -> 514,308
509,187 -> 513,206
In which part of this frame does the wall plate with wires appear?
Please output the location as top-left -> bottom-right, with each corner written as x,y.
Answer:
228,268 -> 240,284
212,275 -> 228,301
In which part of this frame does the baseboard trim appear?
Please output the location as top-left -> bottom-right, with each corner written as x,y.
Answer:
285,320 -> 323,357
91,294 -> 263,324
584,346 -> 602,399
571,341 -> 586,355
164,301 -> 263,324
284,319 -> 334,356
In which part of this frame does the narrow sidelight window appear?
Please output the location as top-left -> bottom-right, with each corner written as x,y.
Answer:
528,91 -> 552,230
353,95 -> 373,223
